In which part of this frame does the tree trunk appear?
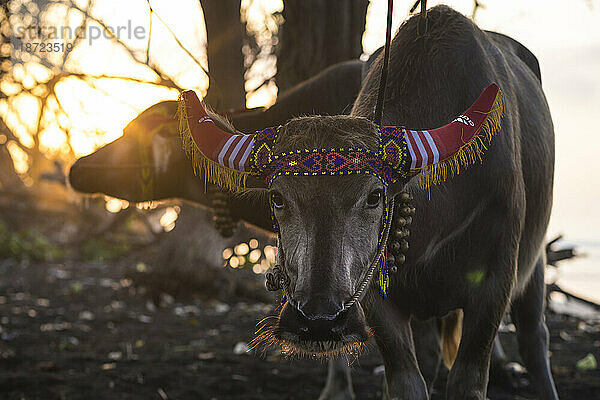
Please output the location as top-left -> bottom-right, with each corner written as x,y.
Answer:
0,1 -> 27,213
201,0 -> 246,110
276,0 -> 368,92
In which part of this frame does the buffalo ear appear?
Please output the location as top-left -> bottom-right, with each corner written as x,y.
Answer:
387,178 -> 411,198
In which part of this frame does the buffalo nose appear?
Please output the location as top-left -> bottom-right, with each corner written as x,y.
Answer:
277,297 -> 370,343
295,296 -> 344,321
68,160 -> 89,192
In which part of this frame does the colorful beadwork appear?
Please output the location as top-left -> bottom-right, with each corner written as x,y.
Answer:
251,125 -> 412,188
377,190 -> 391,298
250,127 -> 279,175
378,249 -> 390,298
264,148 -> 397,187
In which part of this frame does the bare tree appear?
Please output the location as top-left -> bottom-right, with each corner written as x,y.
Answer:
276,0 -> 368,92
201,0 -> 246,110
0,1 -> 28,206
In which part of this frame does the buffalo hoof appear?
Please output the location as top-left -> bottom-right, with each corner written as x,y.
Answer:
490,361 -> 530,391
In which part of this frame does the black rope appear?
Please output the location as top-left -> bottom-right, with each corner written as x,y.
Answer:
409,1 -> 428,35
409,0 -> 420,13
343,197 -> 395,310
418,0 -> 428,35
373,0 -> 394,126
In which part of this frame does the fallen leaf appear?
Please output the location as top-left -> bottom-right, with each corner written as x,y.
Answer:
576,353 -> 597,371
102,362 -> 116,370
198,352 -> 216,360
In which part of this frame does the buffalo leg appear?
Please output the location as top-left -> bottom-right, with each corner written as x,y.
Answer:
411,318 -> 442,392
366,297 -> 428,400
318,359 -> 355,400
446,272 -> 512,400
510,256 -> 559,400
489,335 -> 528,390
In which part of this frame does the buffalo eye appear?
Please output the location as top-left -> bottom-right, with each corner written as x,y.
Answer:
271,191 -> 285,209
366,189 -> 383,208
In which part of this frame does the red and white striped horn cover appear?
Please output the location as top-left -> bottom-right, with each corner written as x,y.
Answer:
399,83 -> 503,173
179,90 -> 255,173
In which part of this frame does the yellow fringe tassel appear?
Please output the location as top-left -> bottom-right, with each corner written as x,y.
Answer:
176,92 -> 249,193
415,89 -> 505,191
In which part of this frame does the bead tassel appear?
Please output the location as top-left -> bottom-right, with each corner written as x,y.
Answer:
378,248 -> 390,298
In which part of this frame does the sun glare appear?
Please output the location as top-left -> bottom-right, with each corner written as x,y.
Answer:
2,0 -> 288,173
39,124 -> 68,154
2,1 -> 599,288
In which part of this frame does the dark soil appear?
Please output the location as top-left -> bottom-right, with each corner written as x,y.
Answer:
0,258 -> 598,400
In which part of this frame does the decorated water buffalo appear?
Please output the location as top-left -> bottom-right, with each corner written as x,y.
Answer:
70,6 -> 557,399
174,6 -> 557,399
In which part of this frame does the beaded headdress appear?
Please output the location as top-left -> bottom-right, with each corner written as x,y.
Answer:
177,83 -> 504,193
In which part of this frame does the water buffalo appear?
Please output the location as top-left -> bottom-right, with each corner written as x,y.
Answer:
177,6 -> 556,399
70,6 -> 557,399
67,62 -> 509,396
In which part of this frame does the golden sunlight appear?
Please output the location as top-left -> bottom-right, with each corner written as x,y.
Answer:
105,197 -> 129,213
7,140 -> 29,174
159,206 -> 180,232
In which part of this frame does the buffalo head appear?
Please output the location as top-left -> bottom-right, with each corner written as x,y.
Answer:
263,116 -> 403,356
67,101 -> 201,202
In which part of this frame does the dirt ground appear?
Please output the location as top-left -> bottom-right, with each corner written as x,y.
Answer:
0,257 -> 598,400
